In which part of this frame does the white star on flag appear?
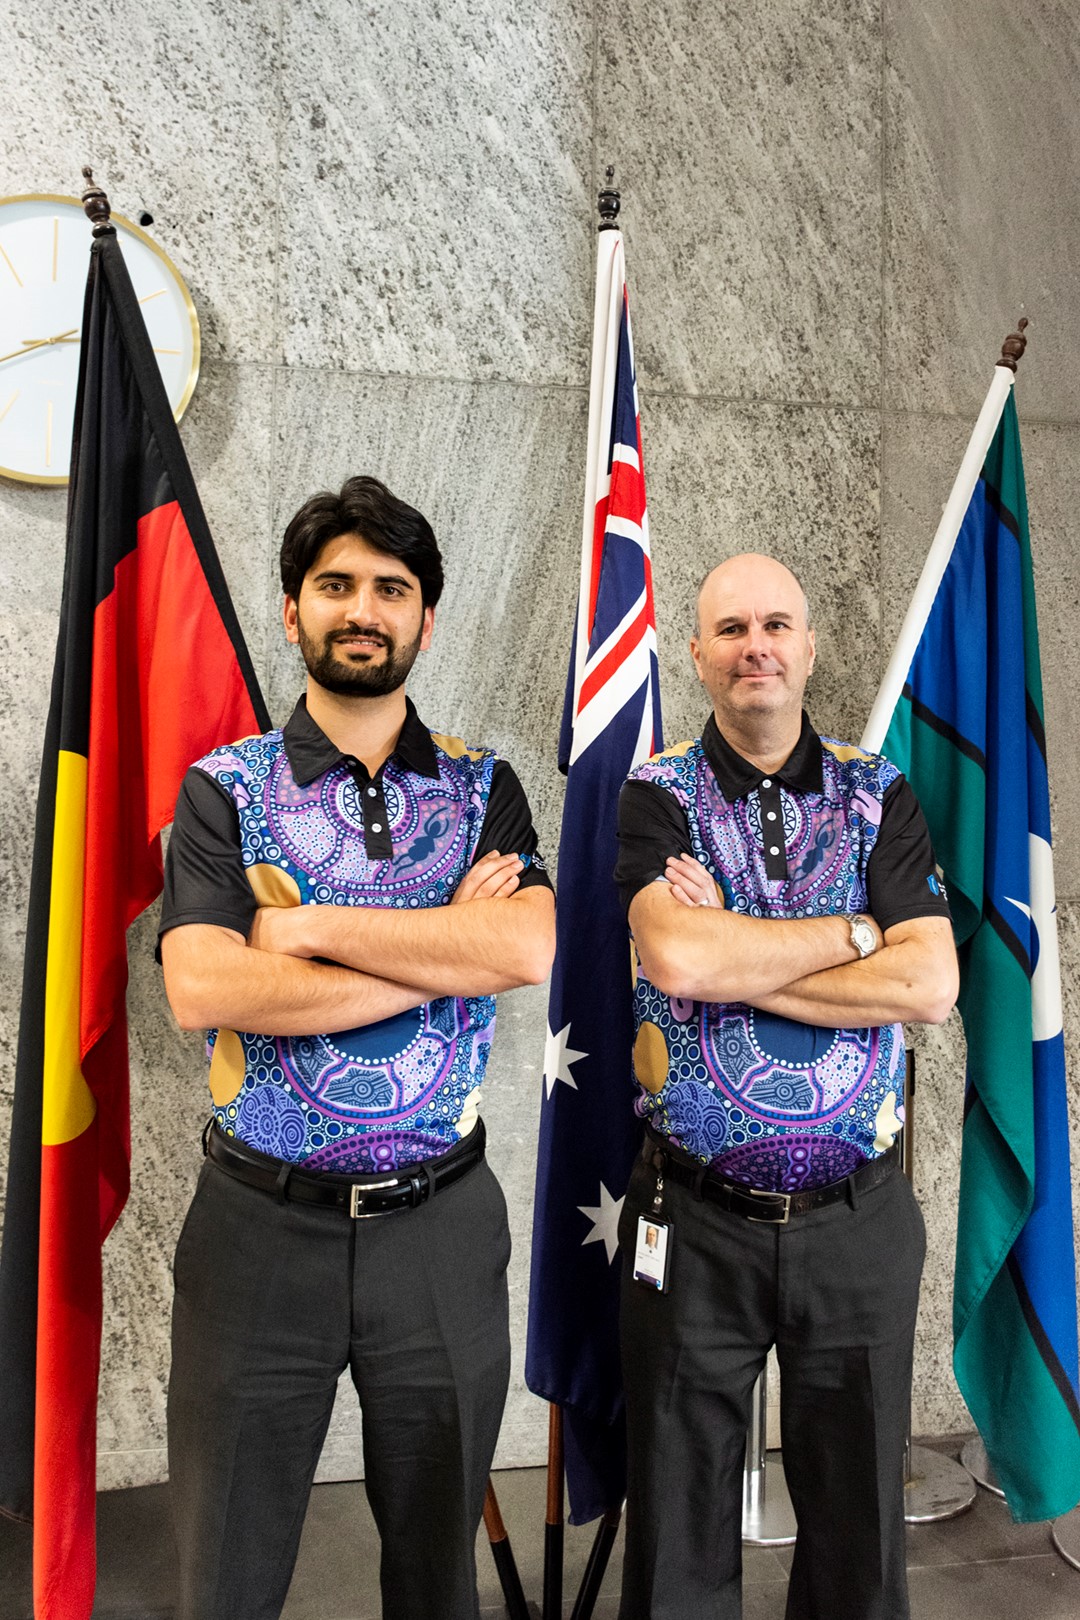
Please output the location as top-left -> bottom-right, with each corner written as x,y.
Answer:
578,1182 -> 625,1265
1005,832 -> 1064,1041
543,1021 -> 587,1099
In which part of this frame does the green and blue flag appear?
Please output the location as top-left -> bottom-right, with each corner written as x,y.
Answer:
873,389 -> 1080,1522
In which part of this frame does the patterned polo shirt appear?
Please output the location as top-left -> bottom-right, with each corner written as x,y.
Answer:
161,696 -> 551,1171
615,712 -> 950,1192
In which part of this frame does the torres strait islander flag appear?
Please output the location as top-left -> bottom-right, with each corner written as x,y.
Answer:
863,373 -> 1080,1522
526,227 -> 662,1522
0,224 -> 268,1615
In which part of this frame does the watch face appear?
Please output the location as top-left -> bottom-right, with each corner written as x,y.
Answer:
0,193 -> 200,485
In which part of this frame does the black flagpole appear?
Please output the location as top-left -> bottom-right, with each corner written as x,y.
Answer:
482,1479 -> 534,1620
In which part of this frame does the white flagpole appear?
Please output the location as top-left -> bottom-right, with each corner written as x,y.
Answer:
571,230 -> 624,724
861,364 -> 1016,753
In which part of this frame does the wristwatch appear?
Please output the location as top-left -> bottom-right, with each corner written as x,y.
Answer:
849,915 -> 878,958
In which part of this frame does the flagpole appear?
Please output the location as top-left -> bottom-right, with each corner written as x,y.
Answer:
543,1404 -> 565,1620
569,170 -> 623,731
862,320 -> 1028,754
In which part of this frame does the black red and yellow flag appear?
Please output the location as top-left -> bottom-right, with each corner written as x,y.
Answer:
0,220 -> 269,1615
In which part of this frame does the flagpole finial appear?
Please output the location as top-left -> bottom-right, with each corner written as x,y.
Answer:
80,167 -> 115,238
598,166 -> 620,232
997,317 -> 1029,372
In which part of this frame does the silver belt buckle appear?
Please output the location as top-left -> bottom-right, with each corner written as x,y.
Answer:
745,1186 -> 791,1225
349,1175 -> 401,1219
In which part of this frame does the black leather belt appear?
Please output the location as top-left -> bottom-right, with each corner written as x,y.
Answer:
204,1117 -> 486,1218
642,1125 -> 899,1225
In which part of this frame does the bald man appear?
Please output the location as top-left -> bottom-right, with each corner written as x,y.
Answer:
613,555 -> 958,1620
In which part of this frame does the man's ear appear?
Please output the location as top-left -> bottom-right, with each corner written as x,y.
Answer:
283,596 -> 299,645
689,636 -> 705,684
420,604 -> 435,651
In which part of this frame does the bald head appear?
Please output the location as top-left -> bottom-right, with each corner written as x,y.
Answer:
690,553 -> 816,746
694,555 -> 811,639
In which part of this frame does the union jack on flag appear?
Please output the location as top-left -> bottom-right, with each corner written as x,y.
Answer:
525,227 -> 662,1523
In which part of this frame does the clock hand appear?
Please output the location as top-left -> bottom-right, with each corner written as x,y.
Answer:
0,326 -> 80,366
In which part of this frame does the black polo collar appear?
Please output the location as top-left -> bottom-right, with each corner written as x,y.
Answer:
702,711 -> 824,801
282,694 -> 440,786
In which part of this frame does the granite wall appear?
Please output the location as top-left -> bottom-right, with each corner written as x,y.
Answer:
1,0 -> 1079,1489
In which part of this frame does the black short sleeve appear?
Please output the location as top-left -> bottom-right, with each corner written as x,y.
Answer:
159,767 -> 257,943
614,779 -> 693,916
473,759 -> 554,892
866,776 -> 952,931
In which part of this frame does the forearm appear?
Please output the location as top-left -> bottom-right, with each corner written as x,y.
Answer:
632,890 -> 860,1003
162,925 -> 437,1036
281,890 -> 555,995
751,956 -> 941,1028
750,924 -> 958,1028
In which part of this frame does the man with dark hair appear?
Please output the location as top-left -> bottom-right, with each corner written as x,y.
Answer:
159,476 -> 555,1620
278,474 -> 445,608
614,553 -> 957,1620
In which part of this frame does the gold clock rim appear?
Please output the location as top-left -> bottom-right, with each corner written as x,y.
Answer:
0,191 -> 201,487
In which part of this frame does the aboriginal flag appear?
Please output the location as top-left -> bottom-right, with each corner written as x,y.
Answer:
0,225 -> 269,1615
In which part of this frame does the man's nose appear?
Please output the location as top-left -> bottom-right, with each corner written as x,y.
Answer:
742,624 -> 769,660
343,586 -> 379,623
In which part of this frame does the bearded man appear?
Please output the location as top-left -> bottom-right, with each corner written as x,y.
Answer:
160,476 -> 555,1620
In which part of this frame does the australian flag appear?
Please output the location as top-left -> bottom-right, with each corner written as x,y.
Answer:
525,228 -> 662,1523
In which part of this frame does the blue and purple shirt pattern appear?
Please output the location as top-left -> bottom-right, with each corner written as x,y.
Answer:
193,730 -> 498,1172
629,738 -> 906,1191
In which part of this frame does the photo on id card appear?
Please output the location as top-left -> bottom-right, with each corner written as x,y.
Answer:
633,1214 -> 672,1292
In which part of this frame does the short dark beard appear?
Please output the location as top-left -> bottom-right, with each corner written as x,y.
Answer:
296,616 -> 424,698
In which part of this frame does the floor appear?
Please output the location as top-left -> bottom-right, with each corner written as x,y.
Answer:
1,1440 -> 1078,1618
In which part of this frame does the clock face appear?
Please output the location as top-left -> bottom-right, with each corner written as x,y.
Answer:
0,194 -> 200,485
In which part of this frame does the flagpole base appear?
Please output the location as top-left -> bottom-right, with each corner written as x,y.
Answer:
742,1449 -> 798,1546
958,1436 -> 1005,1499
904,1444 -> 978,1522
1050,1507 -> 1080,1572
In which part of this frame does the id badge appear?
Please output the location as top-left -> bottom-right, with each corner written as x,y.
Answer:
633,1214 -> 673,1292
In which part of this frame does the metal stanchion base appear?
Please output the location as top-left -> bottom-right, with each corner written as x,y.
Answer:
904,1444 -> 977,1522
1051,1507 -> 1080,1571
959,1435 -> 1005,1499
742,1449 -> 798,1546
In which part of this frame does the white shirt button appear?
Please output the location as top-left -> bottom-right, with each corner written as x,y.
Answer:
761,778 -> 772,788
770,846 -> 780,856
367,787 -> 377,798
767,811 -> 777,821
371,823 -> 383,834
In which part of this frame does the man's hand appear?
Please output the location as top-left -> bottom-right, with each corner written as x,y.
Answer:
451,850 -> 523,904
664,853 -> 724,908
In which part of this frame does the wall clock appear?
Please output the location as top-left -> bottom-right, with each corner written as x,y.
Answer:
0,193 -> 200,485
